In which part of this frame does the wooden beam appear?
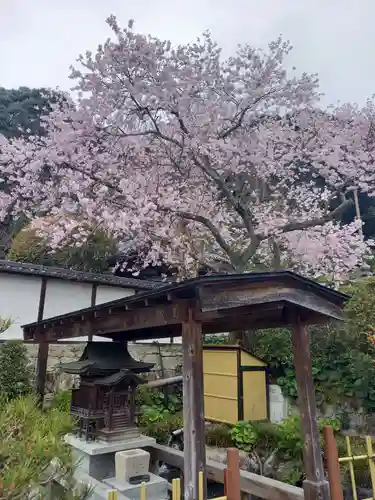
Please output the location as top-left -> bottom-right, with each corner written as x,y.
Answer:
35,277 -> 48,406
199,284 -> 344,322
182,313 -> 206,500
25,302 -> 188,342
291,320 -> 329,500
147,443 -> 304,500
145,376 -> 183,389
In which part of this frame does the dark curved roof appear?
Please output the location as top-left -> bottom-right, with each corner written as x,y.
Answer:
0,260 -> 162,290
60,341 -> 154,375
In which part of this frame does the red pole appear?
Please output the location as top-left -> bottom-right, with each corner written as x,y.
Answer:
226,448 -> 241,500
323,426 -> 344,500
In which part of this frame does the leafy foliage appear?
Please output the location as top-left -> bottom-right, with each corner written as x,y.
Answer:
230,421 -> 258,452
8,223 -> 117,273
0,87 -> 63,139
229,414 -> 341,484
50,390 -> 72,413
205,423 -> 233,448
203,334 -> 230,345
0,341 -> 33,400
137,385 -> 183,443
0,395 -> 90,499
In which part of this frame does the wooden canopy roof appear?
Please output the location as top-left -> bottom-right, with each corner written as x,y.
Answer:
22,271 -> 349,342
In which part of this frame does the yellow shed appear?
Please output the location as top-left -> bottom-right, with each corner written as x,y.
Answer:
203,345 -> 269,425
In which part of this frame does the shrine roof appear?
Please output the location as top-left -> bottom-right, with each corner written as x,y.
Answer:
23,270 -> 349,342
60,342 -> 154,375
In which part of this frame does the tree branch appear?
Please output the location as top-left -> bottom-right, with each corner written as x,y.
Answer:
277,198 -> 354,234
195,155 -> 258,244
167,209 -> 235,261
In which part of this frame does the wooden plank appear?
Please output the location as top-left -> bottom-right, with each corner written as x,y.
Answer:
199,285 -> 344,321
182,314 -> 206,500
145,376 -> 183,389
291,320 -> 329,500
147,443 -> 304,500
25,302 -> 188,342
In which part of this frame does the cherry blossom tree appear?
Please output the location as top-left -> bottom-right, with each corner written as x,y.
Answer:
1,16 -> 374,281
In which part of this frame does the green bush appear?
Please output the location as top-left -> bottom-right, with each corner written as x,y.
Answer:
0,395 -> 90,499
140,410 -> 183,444
0,341 -> 32,400
8,224 -> 117,273
50,390 -> 72,413
205,424 -> 233,448
136,385 -> 183,414
230,420 -> 258,452
137,385 -> 184,443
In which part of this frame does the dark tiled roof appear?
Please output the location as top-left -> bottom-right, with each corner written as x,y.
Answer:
60,342 -> 154,376
0,260 -> 162,291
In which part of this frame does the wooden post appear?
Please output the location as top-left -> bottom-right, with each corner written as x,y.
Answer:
323,426 -> 344,500
227,448 -> 241,500
36,341 -> 49,406
182,313 -> 206,500
291,320 -> 329,500
36,277 -> 48,406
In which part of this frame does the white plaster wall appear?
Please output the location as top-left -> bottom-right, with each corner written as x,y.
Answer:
95,285 -> 134,305
0,274 -> 138,342
44,279 -> 101,342
43,279 -> 92,318
0,274 -> 42,339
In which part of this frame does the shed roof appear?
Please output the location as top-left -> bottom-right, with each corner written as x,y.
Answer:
22,270 -> 349,342
0,259 -> 160,290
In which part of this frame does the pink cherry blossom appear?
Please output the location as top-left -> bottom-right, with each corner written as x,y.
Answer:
1,16 -> 374,281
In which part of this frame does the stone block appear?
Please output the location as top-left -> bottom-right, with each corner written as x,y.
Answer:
115,449 -> 150,482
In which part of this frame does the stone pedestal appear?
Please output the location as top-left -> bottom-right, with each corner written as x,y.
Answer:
104,473 -> 168,500
65,434 -> 156,481
115,449 -> 150,482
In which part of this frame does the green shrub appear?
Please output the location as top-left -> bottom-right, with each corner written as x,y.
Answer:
50,390 -> 72,413
136,385 -> 183,414
205,423 -> 233,448
203,334 -> 230,345
137,384 -> 184,444
0,340 -> 32,400
230,421 -> 258,452
140,410 -> 183,444
8,223 -> 117,273
0,395 -> 90,499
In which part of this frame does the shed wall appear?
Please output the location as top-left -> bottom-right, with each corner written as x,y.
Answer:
242,370 -> 268,421
203,349 -> 238,424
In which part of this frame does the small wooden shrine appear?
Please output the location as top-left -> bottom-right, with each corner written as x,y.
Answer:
61,342 -> 154,442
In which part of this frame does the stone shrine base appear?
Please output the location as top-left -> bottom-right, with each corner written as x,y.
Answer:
63,434 -> 168,500
65,434 -> 156,481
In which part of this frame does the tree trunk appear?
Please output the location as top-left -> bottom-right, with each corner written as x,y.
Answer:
229,330 -> 254,351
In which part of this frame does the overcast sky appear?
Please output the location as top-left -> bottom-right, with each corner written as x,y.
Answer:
1,0 -> 374,107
